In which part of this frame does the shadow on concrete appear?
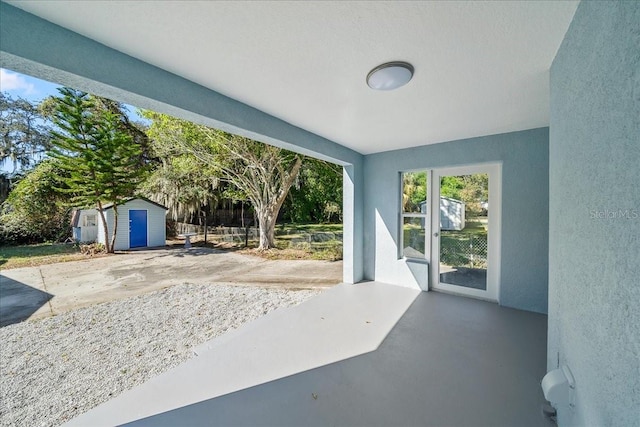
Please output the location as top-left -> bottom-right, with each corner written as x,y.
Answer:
121,292 -> 550,427
0,275 -> 53,327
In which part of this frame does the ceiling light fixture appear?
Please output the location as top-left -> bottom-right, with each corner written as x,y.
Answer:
366,61 -> 414,90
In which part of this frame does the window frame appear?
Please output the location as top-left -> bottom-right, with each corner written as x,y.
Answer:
84,214 -> 97,227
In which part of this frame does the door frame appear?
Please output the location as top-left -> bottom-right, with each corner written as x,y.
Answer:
429,163 -> 502,302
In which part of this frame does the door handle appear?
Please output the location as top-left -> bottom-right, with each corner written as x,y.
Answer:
433,232 -> 439,237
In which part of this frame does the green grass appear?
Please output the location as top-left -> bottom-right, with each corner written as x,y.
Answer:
0,243 -> 86,270
443,218 -> 487,238
276,223 -> 343,235
238,223 -> 343,261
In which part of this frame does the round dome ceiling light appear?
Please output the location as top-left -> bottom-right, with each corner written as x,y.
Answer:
366,61 -> 414,90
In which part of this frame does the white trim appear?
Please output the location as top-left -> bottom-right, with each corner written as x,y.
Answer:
429,163 -> 502,303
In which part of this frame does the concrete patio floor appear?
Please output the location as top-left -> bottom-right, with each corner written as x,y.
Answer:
66,282 -> 552,427
0,247 -> 341,326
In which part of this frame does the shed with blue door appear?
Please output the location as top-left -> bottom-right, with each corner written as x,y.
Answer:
94,198 -> 168,251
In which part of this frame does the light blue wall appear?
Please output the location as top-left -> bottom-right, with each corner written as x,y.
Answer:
364,128 -> 549,313
0,2 -> 364,283
548,1 -> 640,425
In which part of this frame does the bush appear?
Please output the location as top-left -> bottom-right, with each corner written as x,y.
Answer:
166,219 -> 177,238
79,242 -> 106,256
0,160 -> 71,245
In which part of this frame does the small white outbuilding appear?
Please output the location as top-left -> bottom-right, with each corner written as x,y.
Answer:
418,197 -> 466,231
74,197 -> 168,250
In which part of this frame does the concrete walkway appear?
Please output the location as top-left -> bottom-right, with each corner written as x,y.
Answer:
0,248 -> 341,326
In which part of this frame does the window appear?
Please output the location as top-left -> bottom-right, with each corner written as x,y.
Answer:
400,171 -> 429,259
84,214 -> 97,227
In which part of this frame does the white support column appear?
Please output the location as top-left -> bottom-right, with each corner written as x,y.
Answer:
343,163 -> 364,284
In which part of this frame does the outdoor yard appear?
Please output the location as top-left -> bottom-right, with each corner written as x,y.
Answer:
172,223 -> 343,261
0,243 -> 88,270
402,217 -> 488,268
0,224 -> 344,271
0,245 -> 340,426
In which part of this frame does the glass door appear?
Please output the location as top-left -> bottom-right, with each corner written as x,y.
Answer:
430,164 -> 501,301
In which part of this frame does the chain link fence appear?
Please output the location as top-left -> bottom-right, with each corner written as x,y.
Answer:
440,234 -> 488,268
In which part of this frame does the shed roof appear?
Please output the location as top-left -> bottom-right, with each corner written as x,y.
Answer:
100,197 -> 168,211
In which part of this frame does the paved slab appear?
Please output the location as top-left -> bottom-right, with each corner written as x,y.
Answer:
67,289 -> 550,427
0,248 -> 341,326
64,282 -> 421,427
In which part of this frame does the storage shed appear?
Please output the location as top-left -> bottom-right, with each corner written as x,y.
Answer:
419,197 -> 466,231
439,196 -> 465,231
75,198 -> 167,250
71,208 -> 99,243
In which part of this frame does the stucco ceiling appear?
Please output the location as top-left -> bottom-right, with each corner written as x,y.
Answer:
7,1 -> 579,155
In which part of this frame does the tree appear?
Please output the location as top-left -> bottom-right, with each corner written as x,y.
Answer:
140,110 -> 221,228
0,160 -> 70,244
284,159 -> 342,223
143,112 -> 301,250
440,174 -> 488,217
40,95 -> 151,166
141,156 -> 220,221
402,171 -> 427,212
0,92 -> 52,172
214,135 -> 302,249
47,88 -> 146,253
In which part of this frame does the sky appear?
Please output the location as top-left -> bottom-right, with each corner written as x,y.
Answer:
0,67 -> 63,103
1,68 -> 145,173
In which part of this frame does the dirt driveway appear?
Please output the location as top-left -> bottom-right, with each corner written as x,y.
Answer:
0,247 -> 342,326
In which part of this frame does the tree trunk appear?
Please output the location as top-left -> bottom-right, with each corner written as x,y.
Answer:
257,206 -> 277,250
201,210 -> 208,244
109,204 -> 118,253
96,201 -> 111,253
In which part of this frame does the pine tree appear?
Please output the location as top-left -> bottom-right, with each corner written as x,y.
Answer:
48,88 -> 146,253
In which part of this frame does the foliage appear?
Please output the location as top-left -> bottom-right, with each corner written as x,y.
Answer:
440,176 -> 463,200
46,88 -> 147,252
79,242 -> 106,256
1,171 -> 25,204
284,159 -> 342,223
403,172 -> 488,218
141,112 -> 302,250
40,95 -> 151,166
0,92 -> 52,171
0,160 -> 70,245
140,110 -> 221,222
402,171 -> 427,213
441,174 -> 488,217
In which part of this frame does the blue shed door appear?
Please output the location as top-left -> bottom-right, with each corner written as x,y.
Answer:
129,210 -> 147,248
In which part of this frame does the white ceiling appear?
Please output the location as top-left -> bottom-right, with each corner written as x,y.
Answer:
8,1 -> 579,155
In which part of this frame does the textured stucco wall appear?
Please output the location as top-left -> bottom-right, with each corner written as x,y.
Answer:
548,1 -> 640,425
364,128 -> 549,313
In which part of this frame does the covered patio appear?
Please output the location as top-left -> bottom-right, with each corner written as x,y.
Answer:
1,1 -> 638,425
66,282 -> 550,427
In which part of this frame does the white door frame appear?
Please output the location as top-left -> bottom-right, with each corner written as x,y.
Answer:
429,163 -> 502,302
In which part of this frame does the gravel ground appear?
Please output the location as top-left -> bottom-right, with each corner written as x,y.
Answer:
0,283 -> 321,427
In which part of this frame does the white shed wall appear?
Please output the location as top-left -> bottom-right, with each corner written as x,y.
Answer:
74,208 -> 99,242
97,199 -> 167,250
